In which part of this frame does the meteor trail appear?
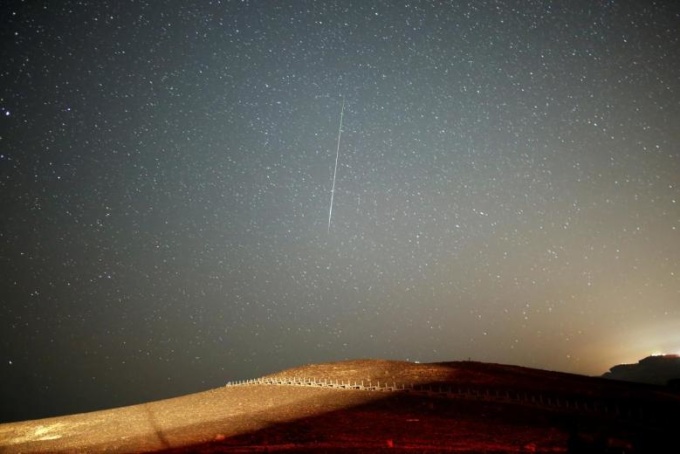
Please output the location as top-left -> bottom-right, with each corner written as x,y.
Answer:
327,96 -> 345,233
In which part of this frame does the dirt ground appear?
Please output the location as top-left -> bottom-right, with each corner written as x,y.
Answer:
0,360 -> 677,453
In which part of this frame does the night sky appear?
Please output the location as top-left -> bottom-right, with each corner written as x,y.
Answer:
1,0 -> 679,423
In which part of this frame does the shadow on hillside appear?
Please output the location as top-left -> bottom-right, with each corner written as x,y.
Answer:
147,362 -> 679,453
6,362 -> 676,453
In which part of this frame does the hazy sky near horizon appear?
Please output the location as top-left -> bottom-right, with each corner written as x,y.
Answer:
1,0 -> 679,422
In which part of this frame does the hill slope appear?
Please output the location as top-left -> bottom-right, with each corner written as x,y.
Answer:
1,359 -> 678,453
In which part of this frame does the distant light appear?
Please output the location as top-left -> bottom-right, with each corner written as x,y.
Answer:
650,351 -> 680,358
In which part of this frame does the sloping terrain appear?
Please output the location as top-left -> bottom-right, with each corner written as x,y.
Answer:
1,359 -> 678,453
603,354 -> 680,385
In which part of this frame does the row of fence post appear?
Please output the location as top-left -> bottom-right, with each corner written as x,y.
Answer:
225,375 -> 653,421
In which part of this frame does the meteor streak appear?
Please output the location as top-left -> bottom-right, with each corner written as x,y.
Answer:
327,96 -> 345,233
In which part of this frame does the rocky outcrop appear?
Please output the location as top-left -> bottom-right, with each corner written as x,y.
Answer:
603,355 -> 680,386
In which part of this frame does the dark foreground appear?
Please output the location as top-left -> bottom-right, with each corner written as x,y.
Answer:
1,360 -> 678,453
